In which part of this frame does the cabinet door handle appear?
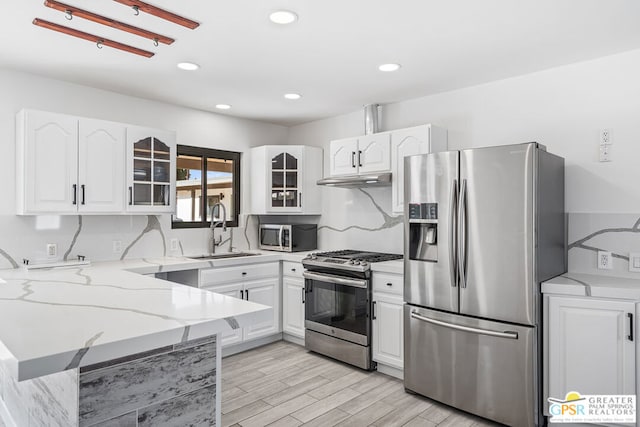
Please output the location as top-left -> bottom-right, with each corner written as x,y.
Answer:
372,301 -> 377,320
358,150 -> 363,167
245,289 -> 249,300
299,193 -> 302,208
72,184 -> 77,205
302,288 -> 305,304
128,186 -> 133,205
351,151 -> 356,168
240,290 -> 244,299
629,313 -> 634,341
80,184 -> 86,205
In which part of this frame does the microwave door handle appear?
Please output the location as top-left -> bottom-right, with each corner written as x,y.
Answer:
278,225 -> 284,251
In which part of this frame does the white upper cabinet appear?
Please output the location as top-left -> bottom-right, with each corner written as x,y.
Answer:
250,145 -> 322,215
358,133 -> 391,173
16,109 -> 175,215
329,134 -> 391,176
78,119 -> 125,213
391,125 -> 447,213
17,110 -> 78,214
330,137 -> 359,176
125,126 -> 176,213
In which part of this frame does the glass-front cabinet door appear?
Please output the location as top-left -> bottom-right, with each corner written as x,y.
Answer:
267,146 -> 303,213
126,126 -> 176,213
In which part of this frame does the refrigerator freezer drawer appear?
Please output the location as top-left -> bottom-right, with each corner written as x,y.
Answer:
404,305 -> 538,427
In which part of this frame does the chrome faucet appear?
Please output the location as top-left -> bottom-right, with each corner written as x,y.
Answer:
210,203 -> 227,254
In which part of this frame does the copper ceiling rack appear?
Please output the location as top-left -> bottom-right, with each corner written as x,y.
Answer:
44,0 -> 174,46
33,18 -> 155,57
113,0 -> 200,29
34,0 -> 198,57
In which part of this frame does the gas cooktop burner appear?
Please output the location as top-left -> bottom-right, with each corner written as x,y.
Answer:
302,249 -> 402,275
311,250 -> 403,263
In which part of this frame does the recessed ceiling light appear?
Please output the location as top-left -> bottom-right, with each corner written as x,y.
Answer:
216,104 -> 231,110
378,63 -> 401,72
284,93 -> 301,100
269,10 -> 298,25
177,62 -> 200,71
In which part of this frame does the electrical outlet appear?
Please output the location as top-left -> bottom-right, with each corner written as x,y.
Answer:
599,144 -> 612,162
597,251 -> 613,270
629,252 -> 640,272
46,243 -> 57,258
600,128 -> 612,145
170,238 -> 179,252
112,240 -> 122,254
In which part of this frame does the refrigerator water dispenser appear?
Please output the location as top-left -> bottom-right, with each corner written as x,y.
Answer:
408,203 -> 438,262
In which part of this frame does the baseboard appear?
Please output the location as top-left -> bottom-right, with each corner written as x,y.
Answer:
0,397 -> 17,427
282,333 -> 304,346
221,333 -> 283,357
376,363 -> 404,380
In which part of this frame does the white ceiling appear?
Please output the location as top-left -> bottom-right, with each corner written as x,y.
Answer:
2,1 -> 640,126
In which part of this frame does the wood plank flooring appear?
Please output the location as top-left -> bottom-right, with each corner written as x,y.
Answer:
222,341 -> 500,427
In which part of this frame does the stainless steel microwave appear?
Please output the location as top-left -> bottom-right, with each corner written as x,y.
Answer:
259,224 -> 317,252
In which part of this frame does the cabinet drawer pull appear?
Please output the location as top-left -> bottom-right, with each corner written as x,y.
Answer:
291,268 -> 296,272
386,282 -> 393,287
629,313 -> 634,342
242,272 -> 247,276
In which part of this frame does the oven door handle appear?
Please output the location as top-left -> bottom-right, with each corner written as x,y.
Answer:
302,271 -> 368,288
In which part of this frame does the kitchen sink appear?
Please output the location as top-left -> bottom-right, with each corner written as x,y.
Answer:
187,252 -> 260,260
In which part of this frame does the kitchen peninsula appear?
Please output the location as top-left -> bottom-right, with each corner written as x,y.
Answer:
0,256 -> 274,427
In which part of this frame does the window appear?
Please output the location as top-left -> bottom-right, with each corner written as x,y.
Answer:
172,145 -> 240,228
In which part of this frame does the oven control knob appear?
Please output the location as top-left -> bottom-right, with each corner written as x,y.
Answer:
354,260 -> 361,265
310,254 -> 317,260
361,262 -> 368,267
348,260 -> 355,265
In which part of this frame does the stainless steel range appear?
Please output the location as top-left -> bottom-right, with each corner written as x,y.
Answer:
302,250 -> 402,370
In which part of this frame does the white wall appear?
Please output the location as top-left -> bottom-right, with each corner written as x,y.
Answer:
287,49 -> 640,261
0,69 -> 287,267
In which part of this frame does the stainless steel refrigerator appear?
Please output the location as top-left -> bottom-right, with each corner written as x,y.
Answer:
403,142 -> 566,427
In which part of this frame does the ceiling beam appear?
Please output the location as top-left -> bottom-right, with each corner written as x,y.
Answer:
33,18 -> 155,58
44,0 -> 174,45
113,0 -> 199,29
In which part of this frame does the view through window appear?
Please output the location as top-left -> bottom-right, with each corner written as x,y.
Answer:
172,145 -> 240,228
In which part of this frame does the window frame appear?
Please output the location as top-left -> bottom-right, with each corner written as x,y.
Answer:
172,145 -> 241,229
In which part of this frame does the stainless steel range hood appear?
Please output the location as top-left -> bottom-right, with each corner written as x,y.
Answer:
317,172 -> 392,187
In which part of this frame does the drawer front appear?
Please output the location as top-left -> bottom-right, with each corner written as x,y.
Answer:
200,262 -> 279,286
372,272 -> 403,295
282,261 -> 303,279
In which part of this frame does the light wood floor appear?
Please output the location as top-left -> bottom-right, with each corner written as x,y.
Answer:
221,341 -> 500,427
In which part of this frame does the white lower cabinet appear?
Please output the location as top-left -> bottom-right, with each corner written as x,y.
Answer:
372,292 -> 404,369
200,263 -> 280,347
547,295 -> 636,401
282,261 -> 305,339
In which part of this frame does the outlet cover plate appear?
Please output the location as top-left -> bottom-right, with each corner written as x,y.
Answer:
597,251 -> 613,270
629,252 -> 640,272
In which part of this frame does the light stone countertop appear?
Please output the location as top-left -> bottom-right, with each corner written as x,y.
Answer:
542,273 -> 640,300
0,252 -> 285,382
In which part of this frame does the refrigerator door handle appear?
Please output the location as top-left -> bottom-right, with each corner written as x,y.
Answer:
449,179 -> 458,287
410,310 -> 518,339
457,179 -> 468,288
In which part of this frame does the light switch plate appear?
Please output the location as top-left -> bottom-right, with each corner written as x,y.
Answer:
629,252 -> 640,272
597,251 -> 613,270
